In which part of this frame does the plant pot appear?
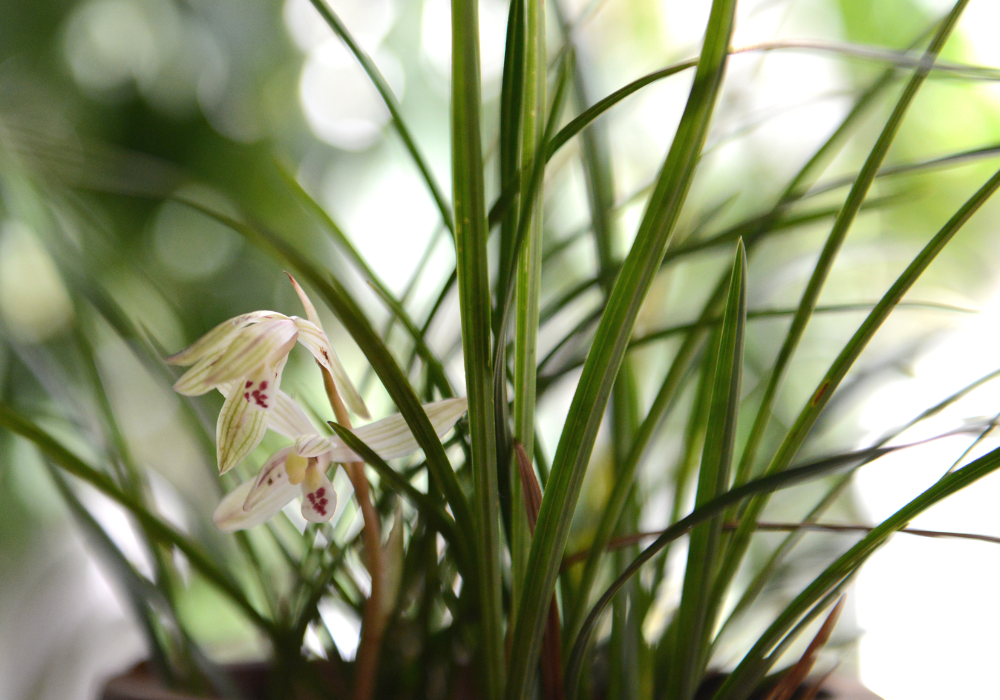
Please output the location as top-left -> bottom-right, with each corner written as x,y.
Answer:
101,661 -> 348,700
103,661 -> 883,700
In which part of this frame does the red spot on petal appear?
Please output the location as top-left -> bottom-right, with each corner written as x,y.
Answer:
246,380 -> 253,388
250,388 -> 269,408
307,491 -> 328,516
259,381 -> 268,390
243,392 -> 250,401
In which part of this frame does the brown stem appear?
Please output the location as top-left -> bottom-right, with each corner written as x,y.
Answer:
325,369 -> 384,700
561,521 -> 1000,571
515,442 -> 564,700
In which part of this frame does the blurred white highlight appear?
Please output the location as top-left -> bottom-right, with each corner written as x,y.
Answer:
318,598 -> 361,661
419,0 -> 509,91
299,39 -> 404,151
855,286 -> 1000,698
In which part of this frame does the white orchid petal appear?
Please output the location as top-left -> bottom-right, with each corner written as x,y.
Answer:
166,311 -> 275,366
423,397 -> 469,428
216,383 -> 270,474
287,274 -> 324,329
294,434 -> 333,458
268,391 -> 318,438
238,358 -> 286,414
242,446 -> 295,512
327,398 -> 469,463
216,380 -> 236,399
300,464 -> 336,523
353,397 -> 466,459
172,346 -> 227,396
213,475 -> 298,532
293,317 -> 370,420
205,316 -> 298,387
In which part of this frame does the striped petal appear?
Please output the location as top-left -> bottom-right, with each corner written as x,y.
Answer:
216,379 -> 270,474
325,397 -> 468,463
166,311 -> 276,366
269,391 -> 318,438
214,472 -> 298,532
294,434 -> 333,458
172,345 -> 228,396
292,317 -> 370,420
205,316 -> 298,387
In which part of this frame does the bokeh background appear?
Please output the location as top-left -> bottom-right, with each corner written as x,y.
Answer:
2,0 -> 1000,697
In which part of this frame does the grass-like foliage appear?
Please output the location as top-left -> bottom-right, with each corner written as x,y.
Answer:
3,0 -> 1000,699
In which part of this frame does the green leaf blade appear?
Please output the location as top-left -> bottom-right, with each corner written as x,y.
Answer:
450,0 -> 505,696
666,240 -> 747,700
505,3 -> 738,698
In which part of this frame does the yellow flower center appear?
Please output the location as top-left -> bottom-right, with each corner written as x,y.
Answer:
286,452 -> 309,485
304,461 -> 322,492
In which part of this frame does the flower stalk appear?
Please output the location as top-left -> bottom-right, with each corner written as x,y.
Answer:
326,368 -> 384,700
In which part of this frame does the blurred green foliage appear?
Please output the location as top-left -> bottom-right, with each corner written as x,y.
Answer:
2,0 -> 1000,698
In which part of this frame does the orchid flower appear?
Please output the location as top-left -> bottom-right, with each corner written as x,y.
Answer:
213,396 -> 468,531
166,276 -> 369,474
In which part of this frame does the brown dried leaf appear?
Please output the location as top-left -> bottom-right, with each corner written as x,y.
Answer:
763,596 -> 846,700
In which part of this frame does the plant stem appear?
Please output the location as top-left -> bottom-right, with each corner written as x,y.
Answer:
325,370 -> 384,700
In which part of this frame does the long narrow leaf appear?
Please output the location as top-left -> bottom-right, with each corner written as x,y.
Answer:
667,240 -> 746,700
543,35 -> 997,161
450,0 -> 504,695
0,403 -> 274,637
365,282 -> 454,399
556,5 -> 646,688
46,462 -> 179,684
489,54 -> 573,555
726,160 -> 1000,602
496,0 -> 526,316
506,3 -> 738,698
713,0 -> 972,616
537,195 -> 901,343
563,437 -> 949,695
716,365 -> 1000,644
541,300 -> 968,382
510,0 -> 547,621
328,422 -> 461,555
712,443 -> 1000,700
